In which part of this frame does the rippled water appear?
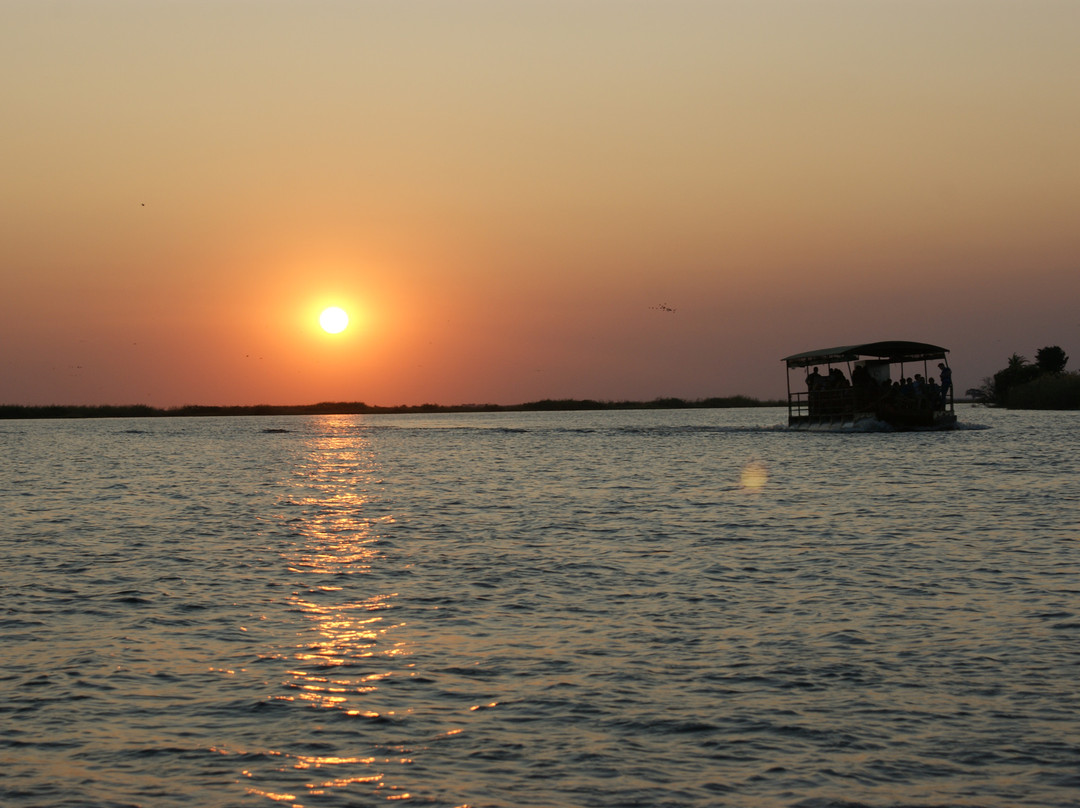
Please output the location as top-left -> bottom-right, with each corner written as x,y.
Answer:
2,406 -> 1078,807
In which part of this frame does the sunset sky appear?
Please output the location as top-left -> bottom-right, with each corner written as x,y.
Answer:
3,1 -> 1078,407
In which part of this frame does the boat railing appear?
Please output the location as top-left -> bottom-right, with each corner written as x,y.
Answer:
788,387 -> 860,424
789,383 -> 954,426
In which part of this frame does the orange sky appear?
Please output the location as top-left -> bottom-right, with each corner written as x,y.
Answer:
3,1 -> 1078,406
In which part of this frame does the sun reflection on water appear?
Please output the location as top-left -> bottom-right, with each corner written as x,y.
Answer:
252,417 -> 414,805
739,459 -> 769,491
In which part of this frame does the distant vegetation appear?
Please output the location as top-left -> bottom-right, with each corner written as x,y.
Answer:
969,345 -> 1080,409
0,395 -> 785,420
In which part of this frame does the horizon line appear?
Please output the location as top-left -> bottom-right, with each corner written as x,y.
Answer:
1,395 -> 786,419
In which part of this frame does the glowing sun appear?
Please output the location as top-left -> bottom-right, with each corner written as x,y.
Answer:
319,306 -> 349,334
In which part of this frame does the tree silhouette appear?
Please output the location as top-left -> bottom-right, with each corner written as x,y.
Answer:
990,346 -> 1075,406
1035,345 -> 1068,374
1007,353 -> 1028,371
967,379 -> 995,402
993,354 -> 1039,404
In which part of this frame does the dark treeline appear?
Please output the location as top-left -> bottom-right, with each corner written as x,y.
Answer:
0,395 -> 784,420
969,345 -> 1080,409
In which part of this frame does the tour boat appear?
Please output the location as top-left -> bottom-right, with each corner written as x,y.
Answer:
783,341 -> 957,430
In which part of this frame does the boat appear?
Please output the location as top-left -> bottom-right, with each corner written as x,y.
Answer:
783,341 -> 957,430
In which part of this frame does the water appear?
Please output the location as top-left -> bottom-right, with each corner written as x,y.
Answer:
2,406 -> 1078,808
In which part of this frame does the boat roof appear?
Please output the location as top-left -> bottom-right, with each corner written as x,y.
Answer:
783,340 -> 949,368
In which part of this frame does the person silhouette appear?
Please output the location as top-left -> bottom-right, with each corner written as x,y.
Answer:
938,363 -> 952,405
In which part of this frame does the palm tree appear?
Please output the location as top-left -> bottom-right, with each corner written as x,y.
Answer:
994,354 -> 1039,405
1007,353 -> 1029,372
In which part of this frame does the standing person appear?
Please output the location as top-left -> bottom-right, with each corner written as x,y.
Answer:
938,363 -> 953,405
806,367 -> 823,417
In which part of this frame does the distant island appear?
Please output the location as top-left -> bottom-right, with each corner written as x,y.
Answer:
0,396 -> 785,420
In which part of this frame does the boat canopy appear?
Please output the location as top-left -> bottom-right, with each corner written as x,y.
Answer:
783,341 -> 949,369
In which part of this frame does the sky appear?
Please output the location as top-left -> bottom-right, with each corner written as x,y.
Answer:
3,0 -> 1079,407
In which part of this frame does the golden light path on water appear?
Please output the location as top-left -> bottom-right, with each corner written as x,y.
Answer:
237,421 -> 775,804
246,421 -> 416,805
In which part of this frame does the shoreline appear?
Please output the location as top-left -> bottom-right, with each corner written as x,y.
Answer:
0,396 -> 786,420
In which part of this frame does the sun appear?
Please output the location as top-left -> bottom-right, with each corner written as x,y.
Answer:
319,306 -> 349,334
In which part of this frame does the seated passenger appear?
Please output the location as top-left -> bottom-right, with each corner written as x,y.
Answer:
925,378 -> 941,405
